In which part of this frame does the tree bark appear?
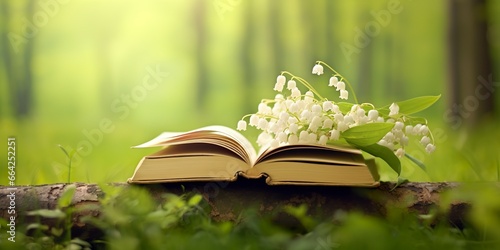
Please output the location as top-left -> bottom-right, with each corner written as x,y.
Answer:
0,180 -> 479,238
447,0 -> 495,128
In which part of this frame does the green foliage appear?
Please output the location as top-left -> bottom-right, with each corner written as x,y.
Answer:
20,184 -> 90,249
342,123 -> 394,147
58,145 -> 80,183
357,143 -> 401,175
4,185 -> 500,249
379,95 -> 441,118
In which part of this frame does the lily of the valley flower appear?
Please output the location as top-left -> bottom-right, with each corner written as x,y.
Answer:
389,103 -> 399,116
274,75 -> 286,92
237,120 -> 247,131
312,64 -> 324,75
238,61 -> 437,163
340,90 -> 348,100
329,76 -> 338,87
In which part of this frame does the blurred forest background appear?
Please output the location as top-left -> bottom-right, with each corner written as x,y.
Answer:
0,0 -> 499,185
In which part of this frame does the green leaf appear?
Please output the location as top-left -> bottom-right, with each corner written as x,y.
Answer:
405,117 -> 428,126
51,227 -> 64,237
26,223 -> 49,231
284,204 -> 315,230
357,143 -> 401,175
342,123 -> 394,146
405,153 -> 426,171
70,238 -> 92,247
58,144 -> 70,158
390,177 -> 409,191
380,95 -> 441,116
28,209 -> 66,219
58,184 -> 76,208
336,102 -> 354,113
187,194 -> 203,207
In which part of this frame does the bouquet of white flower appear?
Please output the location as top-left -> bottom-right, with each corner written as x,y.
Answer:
237,61 -> 440,175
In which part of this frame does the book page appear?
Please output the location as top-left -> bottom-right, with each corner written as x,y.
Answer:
255,143 -> 364,166
133,125 -> 257,165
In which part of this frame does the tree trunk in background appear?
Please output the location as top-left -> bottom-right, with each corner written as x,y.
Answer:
447,0 -> 495,128
194,0 -> 207,110
356,4 -> 375,103
0,1 -> 13,117
18,1 -> 35,117
1,1 -> 35,118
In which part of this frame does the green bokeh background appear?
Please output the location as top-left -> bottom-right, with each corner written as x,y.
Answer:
0,0 -> 499,185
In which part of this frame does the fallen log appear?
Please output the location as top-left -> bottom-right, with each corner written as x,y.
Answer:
0,180 -> 480,238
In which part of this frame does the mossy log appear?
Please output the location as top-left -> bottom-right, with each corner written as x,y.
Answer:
0,180 -> 475,239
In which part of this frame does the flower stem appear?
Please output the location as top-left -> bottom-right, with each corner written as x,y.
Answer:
281,71 -> 325,100
316,61 -> 359,104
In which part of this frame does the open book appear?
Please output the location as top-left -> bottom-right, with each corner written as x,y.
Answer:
128,125 -> 380,187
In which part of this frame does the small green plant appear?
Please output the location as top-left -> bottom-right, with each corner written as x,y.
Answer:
84,186 -> 207,249
58,145 -> 80,183
23,184 -> 92,249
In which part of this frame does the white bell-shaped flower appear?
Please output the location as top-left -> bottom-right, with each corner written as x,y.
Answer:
304,91 -> 314,103
277,132 -> 288,143
237,120 -> 247,131
425,143 -> 436,153
329,129 -> 340,140
312,64 -> 324,75
249,114 -> 259,126
368,110 -> 379,121
332,104 -> 340,113
329,76 -> 339,87
322,118 -> 333,129
413,124 -> 422,135
257,118 -> 269,130
389,103 -> 399,116
419,125 -> 429,135
318,135 -> 328,145
288,123 -> 299,134
274,82 -> 284,92
276,75 -> 286,85
395,148 -> 405,158
394,121 -> 404,130
340,90 -> 348,100
405,125 -> 414,135
322,101 -> 334,112
420,136 -> 431,146
291,87 -> 301,99
336,81 -> 345,91
258,103 -> 271,114
311,104 -> 322,114
288,134 -> 298,144
337,121 -> 349,132
299,131 -> 310,142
